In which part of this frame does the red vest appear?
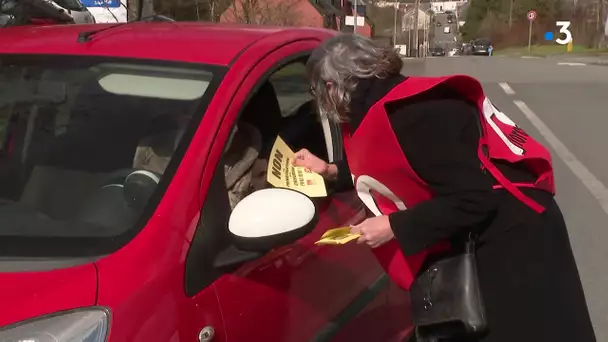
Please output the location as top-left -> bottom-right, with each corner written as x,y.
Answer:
343,75 -> 554,290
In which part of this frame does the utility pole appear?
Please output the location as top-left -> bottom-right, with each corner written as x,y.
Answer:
598,0 -> 606,48
508,0 -> 513,30
422,16 -> 426,56
393,2 -> 398,46
425,16 -> 430,56
353,0 -> 358,34
413,0 -> 420,57
408,17 -> 412,56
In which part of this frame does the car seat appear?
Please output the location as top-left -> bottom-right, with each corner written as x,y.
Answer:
132,123 -> 183,175
223,122 -> 264,208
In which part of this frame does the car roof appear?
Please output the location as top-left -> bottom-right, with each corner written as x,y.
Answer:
0,22 -> 332,66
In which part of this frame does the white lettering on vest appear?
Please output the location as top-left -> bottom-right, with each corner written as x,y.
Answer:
482,97 -> 525,156
352,174 -> 407,216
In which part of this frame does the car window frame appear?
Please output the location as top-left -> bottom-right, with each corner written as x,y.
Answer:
185,49 -> 343,296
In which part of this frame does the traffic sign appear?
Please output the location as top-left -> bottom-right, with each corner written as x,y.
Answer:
527,10 -> 537,22
81,0 -> 121,7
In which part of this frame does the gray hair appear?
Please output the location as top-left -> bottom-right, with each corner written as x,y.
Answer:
307,34 -> 403,123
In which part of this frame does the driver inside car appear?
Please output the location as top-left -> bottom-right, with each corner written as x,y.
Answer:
133,121 -> 267,209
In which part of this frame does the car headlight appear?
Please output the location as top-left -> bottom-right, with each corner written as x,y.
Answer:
0,308 -> 109,342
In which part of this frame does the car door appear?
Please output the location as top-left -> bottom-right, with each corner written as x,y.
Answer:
184,40 -> 389,342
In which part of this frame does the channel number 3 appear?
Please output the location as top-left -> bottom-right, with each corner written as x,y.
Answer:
556,21 -> 573,45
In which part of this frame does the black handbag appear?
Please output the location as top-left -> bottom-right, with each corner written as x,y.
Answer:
409,235 -> 487,340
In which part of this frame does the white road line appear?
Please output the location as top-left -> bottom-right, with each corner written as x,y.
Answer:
513,100 -> 608,216
557,62 -> 587,66
498,82 -> 515,95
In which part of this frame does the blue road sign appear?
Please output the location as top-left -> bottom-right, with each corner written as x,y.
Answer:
81,0 -> 120,8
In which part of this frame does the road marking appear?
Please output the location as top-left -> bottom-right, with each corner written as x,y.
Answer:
513,100 -> 608,216
521,56 -> 541,59
557,62 -> 586,66
498,82 -> 515,95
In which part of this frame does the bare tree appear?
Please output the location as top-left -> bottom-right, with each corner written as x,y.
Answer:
226,0 -> 301,25
127,0 -> 154,20
202,0 -> 227,21
151,0 -> 231,21
192,0 -> 232,21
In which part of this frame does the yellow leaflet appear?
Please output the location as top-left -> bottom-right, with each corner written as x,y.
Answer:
315,227 -> 361,245
266,136 -> 327,197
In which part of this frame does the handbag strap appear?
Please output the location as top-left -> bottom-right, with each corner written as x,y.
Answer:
465,232 -> 478,255
460,111 -> 485,255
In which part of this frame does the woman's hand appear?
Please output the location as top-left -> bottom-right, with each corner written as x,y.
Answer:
350,215 -> 395,248
293,148 -> 338,181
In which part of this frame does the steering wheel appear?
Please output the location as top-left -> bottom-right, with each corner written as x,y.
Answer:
75,169 -> 162,228
101,168 -> 162,210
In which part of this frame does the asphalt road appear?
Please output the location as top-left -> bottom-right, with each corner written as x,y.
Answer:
403,55 -> 608,341
432,12 -> 458,50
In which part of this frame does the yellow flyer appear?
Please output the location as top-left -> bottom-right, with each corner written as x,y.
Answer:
266,136 -> 327,197
315,227 -> 361,245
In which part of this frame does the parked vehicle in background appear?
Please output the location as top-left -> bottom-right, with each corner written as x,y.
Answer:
443,26 -> 451,34
447,14 -> 453,23
448,47 -> 459,56
0,0 -> 93,26
430,46 -> 446,57
472,38 -> 493,56
431,47 -> 446,56
461,42 -> 473,55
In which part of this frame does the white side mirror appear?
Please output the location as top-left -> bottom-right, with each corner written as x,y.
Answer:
229,188 -> 317,251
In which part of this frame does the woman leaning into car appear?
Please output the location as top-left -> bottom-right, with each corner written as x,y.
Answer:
293,34 -> 596,342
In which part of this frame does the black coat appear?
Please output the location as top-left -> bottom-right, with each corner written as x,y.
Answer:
333,75 -> 596,342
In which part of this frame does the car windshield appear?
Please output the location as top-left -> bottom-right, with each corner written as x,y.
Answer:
0,55 -> 220,257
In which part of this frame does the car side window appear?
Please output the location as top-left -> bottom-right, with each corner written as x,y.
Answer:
267,61 -> 334,162
185,57 -> 339,295
268,61 -> 342,163
268,63 -> 314,118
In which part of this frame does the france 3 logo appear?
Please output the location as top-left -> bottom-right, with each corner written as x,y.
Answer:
544,21 -> 573,45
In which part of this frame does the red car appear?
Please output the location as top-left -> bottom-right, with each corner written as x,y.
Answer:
0,23 -> 412,341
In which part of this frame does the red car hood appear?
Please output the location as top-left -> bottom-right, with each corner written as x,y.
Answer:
0,263 -> 97,327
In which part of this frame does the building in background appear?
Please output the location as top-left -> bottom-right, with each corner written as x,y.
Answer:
341,0 -> 372,36
430,0 -> 466,14
368,1 -> 405,45
402,4 -> 433,55
220,0 -> 371,37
